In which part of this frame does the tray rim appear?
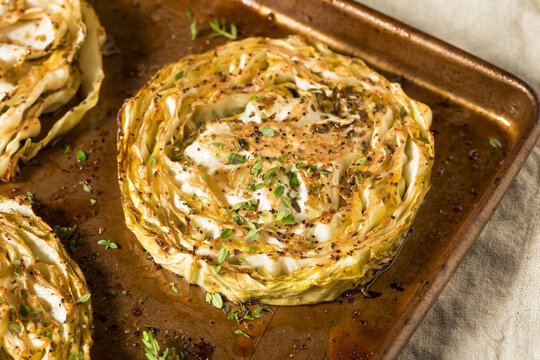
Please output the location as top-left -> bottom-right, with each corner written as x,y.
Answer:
245,0 -> 540,358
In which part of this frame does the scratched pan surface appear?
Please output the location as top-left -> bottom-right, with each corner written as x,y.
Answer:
1,0 -> 538,359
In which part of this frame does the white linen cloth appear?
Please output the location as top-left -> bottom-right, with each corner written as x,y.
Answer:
355,1 -> 540,359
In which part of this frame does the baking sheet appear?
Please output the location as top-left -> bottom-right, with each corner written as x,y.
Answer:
1,0 -> 537,359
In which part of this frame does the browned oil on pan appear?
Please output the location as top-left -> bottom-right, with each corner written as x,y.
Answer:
2,0 -> 538,359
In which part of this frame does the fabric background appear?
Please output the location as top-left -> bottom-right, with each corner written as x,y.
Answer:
354,1 -> 540,359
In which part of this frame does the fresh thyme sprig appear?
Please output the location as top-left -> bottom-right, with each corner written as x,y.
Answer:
142,331 -> 189,360
209,19 -> 238,40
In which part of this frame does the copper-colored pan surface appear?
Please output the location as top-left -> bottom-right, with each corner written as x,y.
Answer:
1,0 -> 537,359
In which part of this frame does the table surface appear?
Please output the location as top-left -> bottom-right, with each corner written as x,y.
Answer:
356,1 -> 540,359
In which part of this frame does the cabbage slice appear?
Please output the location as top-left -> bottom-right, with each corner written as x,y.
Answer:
0,195 -> 93,359
118,36 -> 434,305
0,0 -> 105,181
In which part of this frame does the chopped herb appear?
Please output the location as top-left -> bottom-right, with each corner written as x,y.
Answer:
281,215 -> 296,225
231,212 -> 243,225
231,24 -> 238,39
266,166 -> 279,174
232,202 -> 243,210
13,265 -> 22,276
318,168 -> 332,175
26,191 -> 34,204
76,150 -> 87,162
174,70 -> 184,81
211,293 -> 223,308
186,8 -> 193,19
20,305 -> 30,317
295,161 -> 305,169
53,225 -> 82,253
281,197 -> 292,208
97,239 -> 118,250
226,153 -> 246,164
253,307 -> 265,318
285,171 -> 300,189
247,221 -> 258,231
248,247 -> 256,254
246,182 -> 265,191
217,247 -> 228,264
244,228 -> 259,242
306,134 -> 313,139
190,20 -> 198,40
20,305 -> 42,317
234,329 -> 250,338
215,265 -> 221,274
240,200 -> 259,211
211,142 -> 225,149
259,304 -> 273,313
237,257 -> 248,264
78,294 -> 91,303
90,198 -> 97,205
170,282 -> 179,294
149,156 -> 156,164
259,125 -> 275,137
206,292 -> 223,309
489,137 -> 502,148
63,144 -> 71,153
180,348 -> 189,359
83,183 -> 93,194
222,302 -> 231,314
261,111 -> 267,119
70,336 -> 77,344
250,94 -> 261,101
250,156 -> 262,177
122,290 -> 128,296
8,323 -> 21,334
277,210 -> 291,221
275,153 -> 286,163
355,157 -> 367,165
277,210 -> 295,225
210,19 -> 238,40
220,228 -> 233,239
70,235 -> 82,252
274,185 -> 284,198
103,289 -> 116,296
142,330 -> 180,360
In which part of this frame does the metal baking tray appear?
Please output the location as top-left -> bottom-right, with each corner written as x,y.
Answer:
2,0 -> 537,359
